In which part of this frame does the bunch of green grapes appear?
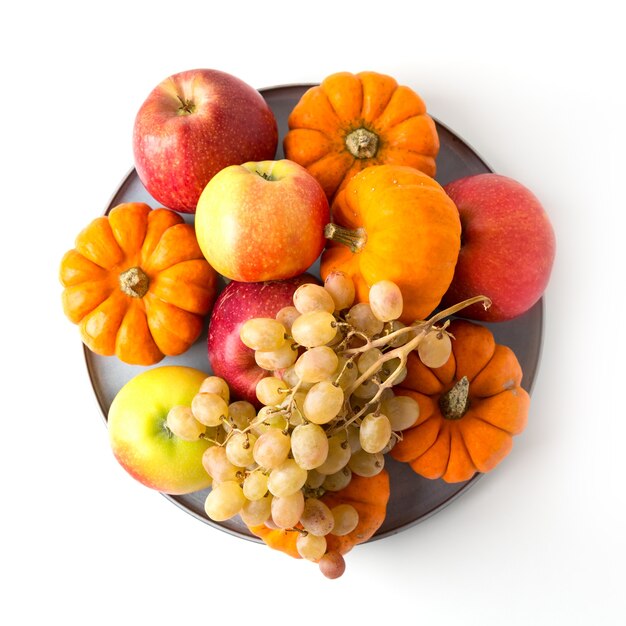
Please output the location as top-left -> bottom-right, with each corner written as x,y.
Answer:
166,272 -> 458,568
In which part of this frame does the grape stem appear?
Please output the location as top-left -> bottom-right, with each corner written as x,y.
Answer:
328,295 -> 491,434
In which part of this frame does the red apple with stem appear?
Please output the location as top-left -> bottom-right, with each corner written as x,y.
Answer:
195,159 -> 330,282
442,173 -> 556,321
208,275 -> 318,406
133,68 -> 278,213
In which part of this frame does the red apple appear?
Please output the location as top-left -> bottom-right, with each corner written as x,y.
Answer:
442,173 -> 556,321
208,275 -> 317,405
195,159 -> 330,282
133,68 -> 278,213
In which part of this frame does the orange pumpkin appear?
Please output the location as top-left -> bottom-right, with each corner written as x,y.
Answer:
321,164 -> 461,324
248,471 -> 390,561
391,320 -> 530,482
284,71 -> 439,199
59,202 -> 218,365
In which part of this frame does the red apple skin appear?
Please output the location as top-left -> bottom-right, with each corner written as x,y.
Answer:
195,160 -> 330,282
133,69 -> 278,213
208,275 -> 318,405
442,173 -> 556,321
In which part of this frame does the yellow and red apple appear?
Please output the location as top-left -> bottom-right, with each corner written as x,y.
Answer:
108,365 -> 212,495
195,159 -> 330,282
133,69 -> 278,213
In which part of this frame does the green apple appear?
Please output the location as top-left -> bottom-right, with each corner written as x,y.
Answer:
108,365 -> 212,495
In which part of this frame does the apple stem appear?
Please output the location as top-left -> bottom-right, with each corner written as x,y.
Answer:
345,127 -> 379,159
324,223 -> 367,253
176,95 -> 195,115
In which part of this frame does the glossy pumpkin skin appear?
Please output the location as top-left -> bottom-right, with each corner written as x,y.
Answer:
284,71 -> 439,200
59,202 -> 218,365
391,320 -> 530,483
248,471 -> 390,560
321,164 -> 461,324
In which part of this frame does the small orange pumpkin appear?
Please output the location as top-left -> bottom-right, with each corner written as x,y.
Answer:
391,319 -> 530,482
59,202 -> 218,365
284,71 -> 439,199
248,471 -> 390,561
321,164 -> 461,323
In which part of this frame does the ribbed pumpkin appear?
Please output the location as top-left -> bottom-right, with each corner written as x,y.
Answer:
247,471 -> 390,561
59,202 -> 218,365
391,320 -> 530,482
284,71 -> 439,199
321,164 -> 461,324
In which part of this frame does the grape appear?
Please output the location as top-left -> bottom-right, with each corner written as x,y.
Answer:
305,469 -> 326,489
359,413 -> 392,453
291,423 -> 329,469
333,356 -> 358,390
204,481 -> 246,521
346,425 -> 361,453
225,432 -> 257,467
418,330 -> 452,368
240,496 -> 272,526
386,320 -> 412,348
198,376 -> 230,403
381,395 -> 420,430
281,365 -> 314,391
318,551 -> 345,578
192,392 -> 228,427
267,459 -> 308,497
270,490 -> 304,528
346,302 -> 384,337
323,271 -> 355,311
165,405 -> 205,441
275,306 -> 300,333
300,498 -> 334,536
240,318 -> 286,351
330,504 -> 359,536
352,378 -> 379,400
250,407 -> 289,436
256,376 -> 289,406
357,348 -> 383,374
291,311 -> 337,348
227,401 -> 257,431
297,533 -> 327,561
369,280 -> 403,322
322,467 -> 352,492
303,381 -> 344,424
255,340 -> 298,370
316,432 -> 351,475
202,445 -> 243,482
348,449 -> 385,477
253,428 -> 291,469
380,357 -> 407,385
294,346 -> 339,383
293,283 -> 335,314
243,470 -> 269,500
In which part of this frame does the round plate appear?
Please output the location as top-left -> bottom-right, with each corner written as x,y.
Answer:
85,84 -> 543,543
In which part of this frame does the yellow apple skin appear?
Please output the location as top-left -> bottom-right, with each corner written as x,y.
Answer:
108,366 -> 212,495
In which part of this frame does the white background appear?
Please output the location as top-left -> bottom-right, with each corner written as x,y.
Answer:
2,1 -> 624,624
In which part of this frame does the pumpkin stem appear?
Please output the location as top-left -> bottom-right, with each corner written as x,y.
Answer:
439,376 -> 470,420
324,223 -> 367,253
345,127 -> 379,159
119,266 -> 150,298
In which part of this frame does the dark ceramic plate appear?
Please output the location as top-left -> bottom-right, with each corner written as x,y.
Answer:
86,84 -> 543,544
